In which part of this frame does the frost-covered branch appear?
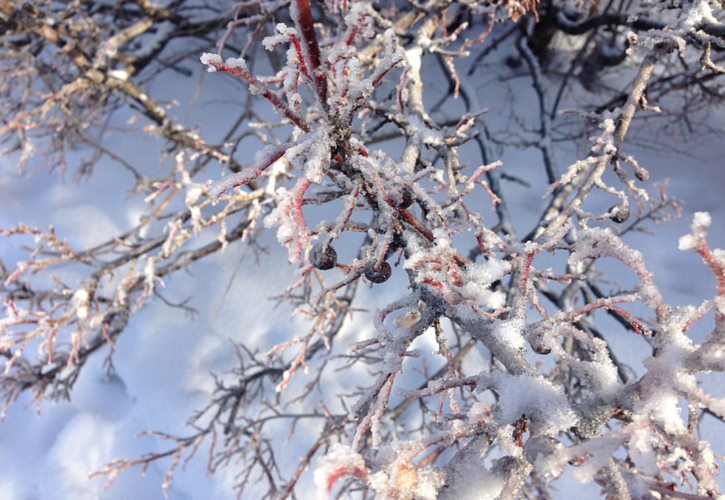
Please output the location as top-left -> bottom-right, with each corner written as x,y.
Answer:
1,0 -> 724,498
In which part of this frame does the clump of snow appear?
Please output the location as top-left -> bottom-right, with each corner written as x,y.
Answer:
637,386 -> 687,434
72,288 -> 90,321
224,57 -> 247,70
405,230 -> 510,310
489,374 -> 578,436
314,443 -> 367,497
262,23 -> 297,51
440,455 -> 503,500
628,424 -> 659,475
467,402 -> 491,425
681,0 -> 719,30
678,211 -> 711,250
572,437 -> 621,483
200,52 -> 222,72
490,318 -> 526,353
367,457 -> 445,500
343,3 -> 375,39
579,348 -> 619,393
200,53 -> 247,73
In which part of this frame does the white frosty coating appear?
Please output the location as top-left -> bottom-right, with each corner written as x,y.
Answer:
365,448 -> 446,500
263,176 -> 313,263
682,0 -> 719,29
199,53 -> 247,73
369,468 -> 445,500
161,219 -> 185,258
313,443 -> 366,497
713,248 -> 725,268
277,129 -> 332,184
572,437 -> 621,483
185,185 -> 202,206
382,350 -> 402,374
224,57 -> 247,70
590,116 -> 617,154
490,374 -> 578,436
466,402 -> 491,425
72,289 -> 90,321
108,69 -> 129,81
568,227 -> 629,267
331,28 -> 403,120
678,211 -> 712,250
629,425 -> 659,475
209,144 -> 288,198
678,234 -> 698,251
142,256 -> 164,301
495,424 -> 524,458
440,453 -> 503,499
405,114 -> 445,148
534,432 -> 622,484
406,467 -> 446,500
303,129 -> 332,183
343,3 -> 375,39
639,351 -> 692,434
490,318 -> 526,353
405,230 -> 510,310
580,347 -> 619,393
566,226 -> 671,311
199,52 -> 222,72
262,23 -> 297,51
548,157 -> 597,196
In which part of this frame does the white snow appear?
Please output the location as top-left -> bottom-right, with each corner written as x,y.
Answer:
490,374 -> 579,436
199,52 -> 222,72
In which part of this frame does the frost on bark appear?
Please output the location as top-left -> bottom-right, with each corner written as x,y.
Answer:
1,0 -> 724,498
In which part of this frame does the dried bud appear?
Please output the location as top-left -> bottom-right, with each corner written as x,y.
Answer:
634,166 -> 650,181
364,261 -> 391,283
531,342 -> 552,355
310,242 -> 337,270
609,205 -> 630,224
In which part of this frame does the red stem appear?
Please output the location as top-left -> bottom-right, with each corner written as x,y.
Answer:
696,239 -> 725,325
217,63 -> 309,132
291,0 -> 328,110
289,35 -> 312,81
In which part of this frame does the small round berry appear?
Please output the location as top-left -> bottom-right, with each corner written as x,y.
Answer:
364,261 -> 392,283
609,205 -> 630,224
397,187 -> 414,209
310,242 -> 337,270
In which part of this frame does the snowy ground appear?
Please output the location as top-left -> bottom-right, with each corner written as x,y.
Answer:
0,31 -> 723,500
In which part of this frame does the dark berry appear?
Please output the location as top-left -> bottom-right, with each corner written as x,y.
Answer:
397,187 -> 414,209
364,261 -> 392,283
310,242 -> 337,270
609,205 -> 630,224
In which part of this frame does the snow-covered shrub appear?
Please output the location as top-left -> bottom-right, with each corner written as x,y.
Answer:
1,0 -> 724,498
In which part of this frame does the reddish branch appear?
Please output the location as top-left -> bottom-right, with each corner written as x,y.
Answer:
291,0 -> 328,111
696,240 -> 725,298
213,62 -> 309,131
